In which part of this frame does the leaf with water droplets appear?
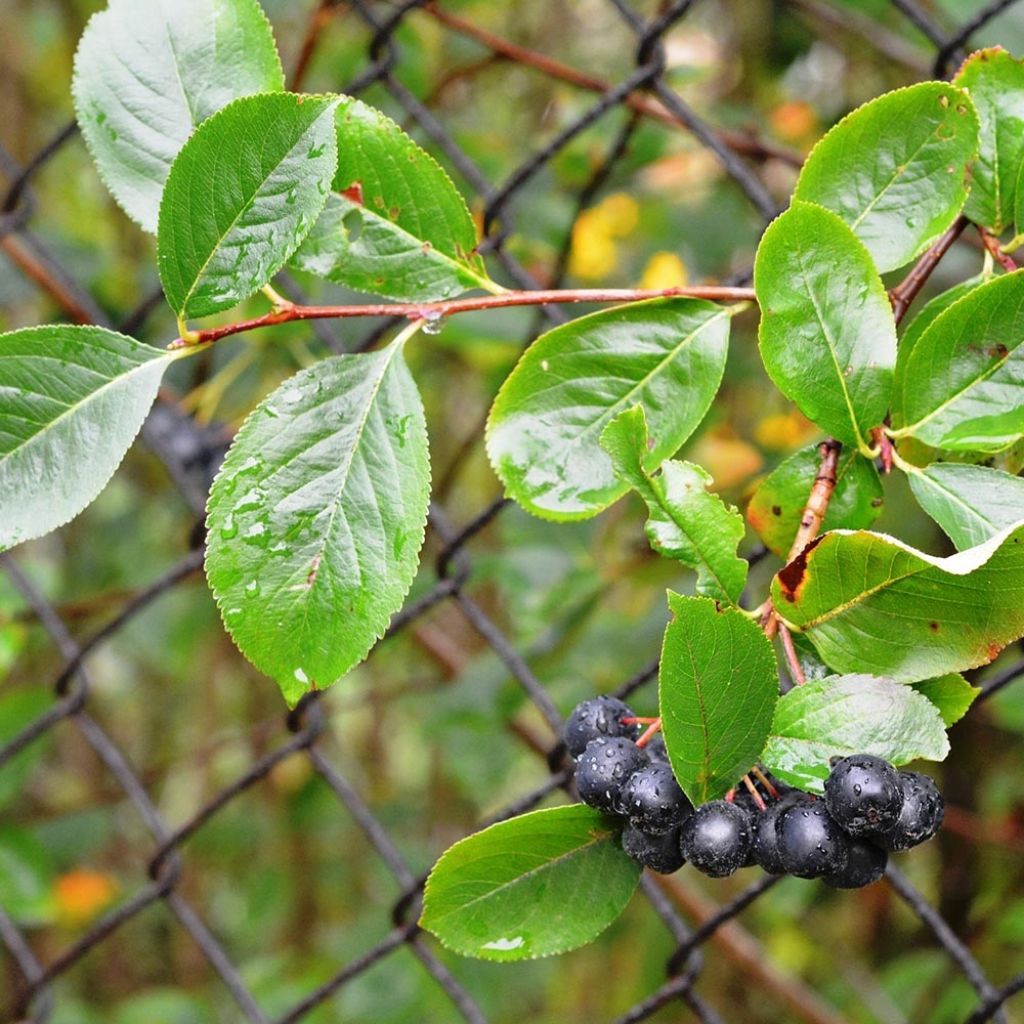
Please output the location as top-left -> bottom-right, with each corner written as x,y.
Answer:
0,325 -> 181,551
291,97 -> 494,301
158,92 -> 338,319
73,0 -> 284,232
421,805 -> 640,961
205,340 -> 430,705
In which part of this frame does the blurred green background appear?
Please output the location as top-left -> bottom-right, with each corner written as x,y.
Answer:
2,1 -> 1024,1021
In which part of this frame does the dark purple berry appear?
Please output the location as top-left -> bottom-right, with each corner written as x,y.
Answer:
777,801 -> 849,878
564,696 -> 640,757
751,791 -> 811,875
621,764 -> 693,835
575,737 -> 647,813
679,801 -> 752,878
645,733 -> 670,765
885,771 -> 944,851
824,754 -> 903,837
823,835 -> 887,889
622,825 -> 685,874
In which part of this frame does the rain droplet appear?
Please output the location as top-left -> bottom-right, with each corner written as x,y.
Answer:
421,311 -> 445,335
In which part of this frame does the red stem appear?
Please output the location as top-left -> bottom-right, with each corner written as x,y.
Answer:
635,718 -> 663,749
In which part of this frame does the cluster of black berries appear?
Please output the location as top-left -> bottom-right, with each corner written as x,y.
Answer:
565,697 -> 944,888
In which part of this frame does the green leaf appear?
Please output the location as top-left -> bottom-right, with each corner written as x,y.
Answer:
0,325 -> 178,550
659,593 -> 778,804
291,98 -> 493,301
0,691 -> 53,811
158,92 -> 338,320
771,524 -> 1024,682
486,298 -> 733,521
892,271 -> 1024,451
755,201 -> 896,449
953,48 -> 1024,234
420,805 -> 640,961
910,673 -> 980,727
205,340 -> 430,706
0,826 -> 55,925
73,0 -> 284,232
601,406 -> 747,604
761,675 -> 949,794
793,82 -> 978,272
907,461 -> 1024,549
747,445 -> 883,558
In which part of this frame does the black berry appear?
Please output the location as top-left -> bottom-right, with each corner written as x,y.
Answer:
885,771 -> 944,851
823,835 -> 887,889
621,764 -> 693,834
575,737 -> 647,813
777,801 -> 849,878
564,696 -> 639,758
679,800 -> 752,878
824,754 -> 904,837
622,824 -> 685,874
751,791 -> 811,875
644,733 -> 670,764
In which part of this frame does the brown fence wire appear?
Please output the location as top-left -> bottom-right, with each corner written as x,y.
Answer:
2,1 -> 1024,1022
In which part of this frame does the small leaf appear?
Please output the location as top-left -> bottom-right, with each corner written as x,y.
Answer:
772,524 -> 1024,682
659,593 -> 778,804
761,675 -> 949,794
291,98 -> 493,301
911,674 -> 980,727
793,82 -> 978,272
205,341 -> 430,706
893,271 -> 1024,452
601,406 -> 747,604
0,326 -> 178,550
952,48 -> 1024,234
420,805 -> 640,961
755,201 -> 896,449
158,92 -> 338,320
73,0 -> 284,232
747,445 -> 883,558
907,461 -> 1024,549
486,298 -> 733,521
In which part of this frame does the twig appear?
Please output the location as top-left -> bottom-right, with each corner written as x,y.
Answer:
289,0 -> 342,91
170,285 -> 754,348
888,214 -> 968,323
785,439 -> 842,565
978,225 -> 1018,272
778,621 -> 806,685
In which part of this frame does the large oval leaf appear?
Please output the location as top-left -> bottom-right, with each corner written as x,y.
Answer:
793,82 -> 978,272
0,325 -> 178,550
747,445 -> 883,558
205,341 -> 430,705
158,92 -> 338,320
291,97 -> 494,301
892,271 -> 1024,452
907,461 -> 1024,549
771,524 -> 1024,682
601,407 -> 747,604
73,0 -> 284,232
659,594 -> 778,805
755,201 -> 896,449
486,298 -> 733,520
420,805 -> 640,961
761,675 -> 949,794
953,48 -> 1024,234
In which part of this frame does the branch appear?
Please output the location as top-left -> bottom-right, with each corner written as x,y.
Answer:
170,285 -> 755,348
978,225 -> 1018,273
888,214 -> 968,324
785,439 -> 841,565
420,2 -> 801,168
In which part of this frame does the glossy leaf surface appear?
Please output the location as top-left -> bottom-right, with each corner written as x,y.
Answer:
158,92 -> 338,319
205,342 -> 430,705
487,298 -> 732,520
911,674 -> 980,727
73,0 -> 283,232
420,805 -> 640,961
755,201 -> 896,449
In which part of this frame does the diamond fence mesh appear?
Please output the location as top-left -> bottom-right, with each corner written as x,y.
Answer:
2,1 -> 1024,1022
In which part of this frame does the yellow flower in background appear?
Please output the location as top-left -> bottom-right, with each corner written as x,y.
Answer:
569,192 -> 640,280
639,251 -> 688,290
596,192 -> 639,236
754,411 -> 818,452
55,868 -> 118,926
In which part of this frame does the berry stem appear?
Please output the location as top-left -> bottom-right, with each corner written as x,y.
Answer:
635,717 -> 663,749
741,774 -> 768,811
751,766 -> 780,800
621,716 -> 660,725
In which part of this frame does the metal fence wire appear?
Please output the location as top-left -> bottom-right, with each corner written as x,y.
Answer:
2,1 -> 1024,1022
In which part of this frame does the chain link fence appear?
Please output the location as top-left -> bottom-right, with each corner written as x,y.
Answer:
2,1 -> 1024,1021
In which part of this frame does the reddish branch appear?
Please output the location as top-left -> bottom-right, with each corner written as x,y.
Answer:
420,3 -> 802,167
170,285 -> 755,347
978,225 -> 1018,272
785,439 -> 841,565
289,0 -> 342,91
888,214 -> 968,323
